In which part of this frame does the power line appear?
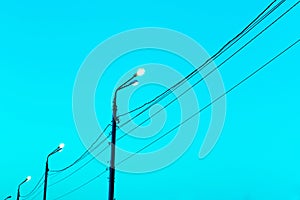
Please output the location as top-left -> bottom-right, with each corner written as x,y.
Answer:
38,1 -> 291,188
17,2 -> 299,199
67,0 -> 294,167
118,0 -> 285,124
51,169 -> 108,200
48,140 -> 110,188
50,124 -> 111,173
116,0 -> 287,139
53,0 -> 297,185
116,0 -> 300,140
26,168 -> 109,200
28,186 -> 44,200
116,39 -> 300,167
20,174 -> 44,199
117,0 -> 284,119
21,125 -> 111,199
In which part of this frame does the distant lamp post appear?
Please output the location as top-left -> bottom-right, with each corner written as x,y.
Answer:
43,143 -> 64,200
108,68 -> 145,200
17,176 -> 31,200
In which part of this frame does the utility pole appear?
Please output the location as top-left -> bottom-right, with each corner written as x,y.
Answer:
43,158 -> 49,200
43,143 -> 65,200
108,96 -> 117,200
17,188 -> 20,200
108,68 -> 145,200
17,176 -> 31,200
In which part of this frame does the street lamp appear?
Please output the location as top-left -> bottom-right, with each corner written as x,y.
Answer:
136,68 -> 145,76
43,143 -> 64,200
16,176 -> 31,200
3,196 -> 12,200
108,68 -> 145,200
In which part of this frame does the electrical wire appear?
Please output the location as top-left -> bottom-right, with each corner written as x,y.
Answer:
25,139 -> 110,200
118,0 -> 285,124
51,169 -> 108,200
41,2 -> 289,178
69,0 -> 290,160
29,190 -> 43,200
47,0 -> 297,182
117,0 -> 284,119
21,125 -> 111,199
50,124 -> 111,173
20,174 -> 44,199
18,2 -> 299,199
116,39 -> 300,167
116,0 -> 300,140
48,136 -> 111,187
116,1 -> 286,135
78,1 -> 300,161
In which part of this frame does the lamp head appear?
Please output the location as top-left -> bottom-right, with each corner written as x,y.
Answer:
58,143 -> 65,149
130,80 -> 139,86
135,68 -> 145,77
26,176 -> 31,182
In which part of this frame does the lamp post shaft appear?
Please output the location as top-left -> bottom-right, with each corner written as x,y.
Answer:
107,69 -> 144,200
43,159 -> 49,200
108,98 -> 117,200
16,188 -> 20,200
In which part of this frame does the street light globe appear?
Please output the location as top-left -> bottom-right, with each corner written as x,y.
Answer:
136,68 -> 145,76
59,143 -> 65,149
26,176 -> 31,181
131,80 -> 139,86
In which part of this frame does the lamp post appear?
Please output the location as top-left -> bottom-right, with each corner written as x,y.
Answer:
43,143 -> 64,200
108,68 -> 145,200
16,176 -> 31,200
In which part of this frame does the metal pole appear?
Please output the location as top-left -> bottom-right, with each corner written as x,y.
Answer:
108,95 -> 117,200
107,70 -> 143,200
43,158 -> 49,200
16,187 -> 20,200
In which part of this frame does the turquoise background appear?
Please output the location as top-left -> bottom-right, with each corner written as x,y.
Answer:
0,0 -> 299,199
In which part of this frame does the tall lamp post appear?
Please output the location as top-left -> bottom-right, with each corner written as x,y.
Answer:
108,68 -> 145,200
43,143 -> 64,200
16,176 -> 31,200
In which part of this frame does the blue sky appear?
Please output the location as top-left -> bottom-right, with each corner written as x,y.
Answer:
1,0 -> 300,199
